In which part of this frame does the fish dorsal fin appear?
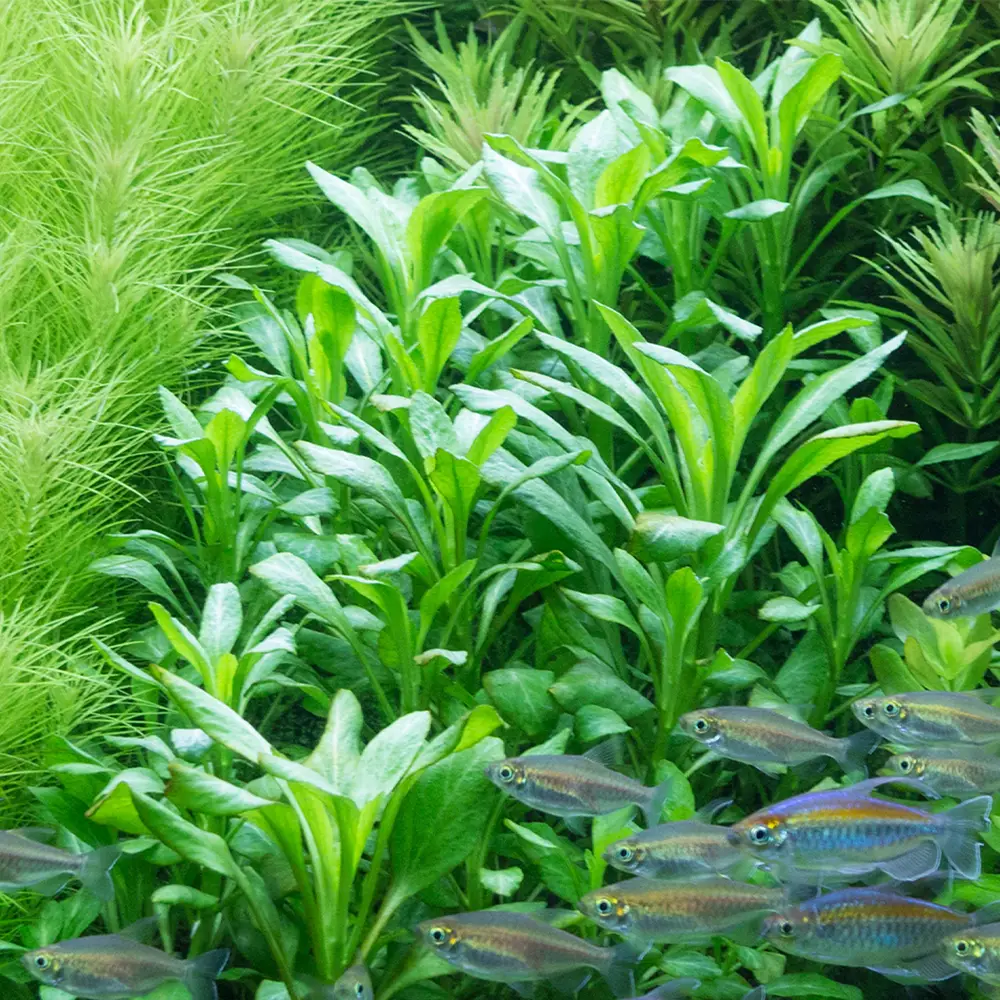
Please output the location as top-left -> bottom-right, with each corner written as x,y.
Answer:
7,827 -> 56,844
695,798 -> 733,823
117,917 -> 160,943
524,908 -> 580,928
838,776 -> 940,800
583,737 -> 625,768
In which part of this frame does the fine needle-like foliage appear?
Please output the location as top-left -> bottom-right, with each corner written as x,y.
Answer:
0,0 -> 438,799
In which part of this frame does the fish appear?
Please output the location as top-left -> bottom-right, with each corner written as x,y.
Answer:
881,748 -> 1000,799
305,961 -> 373,1000
415,909 -> 634,997
0,830 -> 120,901
852,690 -> 1000,745
627,984 -> 765,1000
678,706 -> 879,774
484,746 -> 670,827
603,810 -> 746,879
923,539 -> 1000,619
763,884 -> 998,981
726,777 -> 991,881
21,935 -> 229,1000
578,876 -> 788,943
940,919 -> 1000,985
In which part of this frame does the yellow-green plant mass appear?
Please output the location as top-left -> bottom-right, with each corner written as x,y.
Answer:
3,2 -> 1000,1000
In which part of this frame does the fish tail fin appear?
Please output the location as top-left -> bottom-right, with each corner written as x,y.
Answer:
641,979 -> 701,998
184,948 -> 229,1000
940,794 -> 992,879
837,728 -> 881,774
79,845 -> 122,902
602,941 -> 639,997
643,779 -> 671,828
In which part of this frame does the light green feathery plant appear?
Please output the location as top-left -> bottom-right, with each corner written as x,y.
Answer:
0,0 -> 439,808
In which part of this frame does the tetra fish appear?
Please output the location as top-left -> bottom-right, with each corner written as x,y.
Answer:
924,539 -> 1000,619
882,748 -> 1000,799
679,706 -> 879,774
727,777 -> 991,880
0,829 -> 120,901
22,935 -> 229,1000
941,920 -> 1000,985
852,690 -> 1000,745
416,909 -> 634,996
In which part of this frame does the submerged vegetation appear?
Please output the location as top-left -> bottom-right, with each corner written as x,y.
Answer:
3,0 -> 1000,998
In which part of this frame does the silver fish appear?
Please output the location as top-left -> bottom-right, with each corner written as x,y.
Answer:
22,935 -> 229,1000
941,919 -> 1000,985
416,909 -> 634,996
852,690 -> 1000,745
484,749 -> 669,827
604,818 -> 745,879
628,984 -> 765,1000
0,830 -> 120,900
763,884 -> 997,981
882,749 -> 1000,799
924,539 -> 1000,619
306,962 -> 373,1000
679,706 -> 879,774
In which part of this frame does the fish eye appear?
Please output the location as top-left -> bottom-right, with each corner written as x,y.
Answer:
954,940 -> 970,956
693,718 -> 710,734
779,921 -> 794,936
884,702 -> 900,717
33,956 -> 50,970
428,927 -> 448,945
862,703 -> 875,718
938,597 -> 951,614
616,846 -> 634,862
750,825 -> 770,844
497,765 -> 515,782
355,984 -> 365,998
595,898 -> 614,916
898,758 -> 912,772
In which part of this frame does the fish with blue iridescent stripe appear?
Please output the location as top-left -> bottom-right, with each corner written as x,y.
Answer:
727,777 -> 991,880
764,884 -> 999,981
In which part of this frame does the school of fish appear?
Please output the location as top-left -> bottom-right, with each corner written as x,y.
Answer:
5,545 -> 1000,998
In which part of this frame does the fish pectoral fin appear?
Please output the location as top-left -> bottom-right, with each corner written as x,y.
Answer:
752,762 -> 786,777
507,981 -> 535,998
879,841 -> 941,881
118,917 -> 161,943
564,815 -> 589,837
548,970 -> 592,996
869,953 -> 960,982
582,738 -> 625,768
29,874 -> 70,897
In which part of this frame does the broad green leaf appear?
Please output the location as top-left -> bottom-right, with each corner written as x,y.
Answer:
166,762 -> 273,816
149,604 -> 213,681
483,669 -> 559,737
466,406 -> 517,467
705,300 -> 762,342
775,631 -> 828,709
351,711 -> 431,807
158,386 -> 203,439
150,666 -> 272,762
725,199 -> 790,221
407,188 -> 488,289
549,662 -> 654,720
482,143 -> 561,233
594,141 -> 652,209
765,973 -> 862,1000
198,583 -> 242,664
466,316 -> 534,382
418,560 -> 476,647
409,392 -> 457,461
666,567 -> 704,636
418,296 -> 463,391
630,512 -> 723,561
860,178 -> 943,210
567,110 -> 634,208
389,738 -> 504,897
454,704 -> 505,753
150,885 -> 219,910
869,643 -> 922,694
851,467 -> 895,523
427,449 -> 481,526
917,441 -> 999,466
250,552 -> 348,630
777,53 -> 843,156
663,65 -> 743,133
755,421 -> 919,536
480,866 -> 523,896
576,705 -> 631,741
562,589 -> 642,638
130,791 -> 238,877
750,334 -> 908,482
651,759 -> 695,821
296,443 -> 409,523
731,324 -> 795,460
303,689 -> 362,796
716,58 -> 769,158
203,408 -> 244,472
759,597 -> 820,623
89,556 -> 183,612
